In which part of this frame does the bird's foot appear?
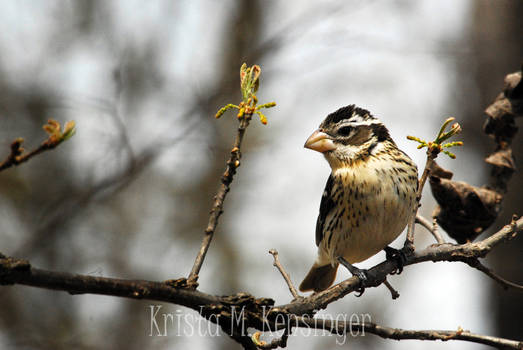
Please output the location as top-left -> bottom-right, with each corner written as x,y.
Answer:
337,256 -> 368,297
384,246 -> 407,275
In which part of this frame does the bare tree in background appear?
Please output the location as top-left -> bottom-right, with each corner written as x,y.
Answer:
468,0 -> 523,341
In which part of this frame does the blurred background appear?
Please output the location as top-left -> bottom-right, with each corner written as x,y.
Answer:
0,1 -> 521,349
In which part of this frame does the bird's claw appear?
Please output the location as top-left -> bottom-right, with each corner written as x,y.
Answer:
337,256 -> 368,297
355,287 -> 365,297
384,246 -> 407,275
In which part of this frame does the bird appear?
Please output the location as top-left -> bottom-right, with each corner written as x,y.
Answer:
299,105 -> 418,293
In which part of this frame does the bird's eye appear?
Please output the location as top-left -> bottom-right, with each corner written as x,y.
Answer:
337,126 -> 353,136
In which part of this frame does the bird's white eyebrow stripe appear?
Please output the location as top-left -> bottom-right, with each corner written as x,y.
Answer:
341,119 -> 384,127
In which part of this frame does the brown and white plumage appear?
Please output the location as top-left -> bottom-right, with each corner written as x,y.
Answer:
299,105 -> 418,292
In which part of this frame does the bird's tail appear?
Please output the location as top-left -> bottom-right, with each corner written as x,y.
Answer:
299,263 -> 338,292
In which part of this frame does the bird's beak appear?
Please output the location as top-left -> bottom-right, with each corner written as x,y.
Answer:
304,129 -> 336,153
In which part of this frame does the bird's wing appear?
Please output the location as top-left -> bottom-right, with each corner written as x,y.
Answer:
315,174 -> 335,246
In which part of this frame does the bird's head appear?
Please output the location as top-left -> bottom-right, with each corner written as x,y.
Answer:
304,105 -> 394,169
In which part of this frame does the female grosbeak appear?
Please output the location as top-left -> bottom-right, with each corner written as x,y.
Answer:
299,105 -> 418,293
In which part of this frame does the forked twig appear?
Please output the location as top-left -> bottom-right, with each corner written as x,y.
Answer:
405,118 -> 462,248
467,258 -> 523,291
0,120 -> 76,172
415,214 -> 445,244
269,249 -> 300,299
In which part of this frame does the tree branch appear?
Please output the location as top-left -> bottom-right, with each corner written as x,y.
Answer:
276,216 -> 522,316
187,63 -> 275,287
405,153 -> 436,247
0,257 -> 223,308
269,249 -> 300,300
187,114 -> 251,286
405,117 -> 462,249
293,317 -> 522,349
383,279 -> 400,299
1,216 -> 520,348
0,120 -> 75,172
416,214 -> 445,244
2,68 -> 521,349
466,258 -> 523,291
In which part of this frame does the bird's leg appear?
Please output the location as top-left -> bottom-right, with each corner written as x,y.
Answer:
337,256 -> 368,297
384,246 -> 407,275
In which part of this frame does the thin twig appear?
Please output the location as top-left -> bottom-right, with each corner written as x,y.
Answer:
405,117 -> 462,248
0,120 -> 74,172
432,216 -> 442,243
467,259 -> 523,291
269,249 -> 300,299
405,155 -> 436,248
383,279 -> 400,299
292,317 -> 522,349
187,115 -> 252,286
0,138 -> 55,172
415,214 -> 445,244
